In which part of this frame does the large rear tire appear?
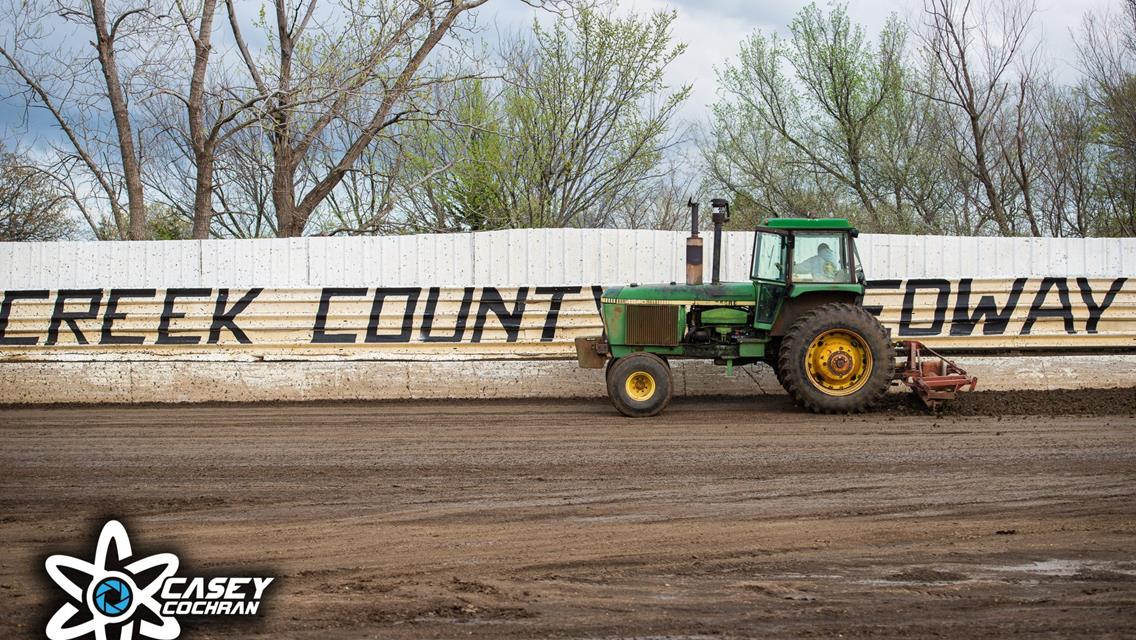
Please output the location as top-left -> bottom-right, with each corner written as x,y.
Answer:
773,361 -> 791,394
767,339 -> 792,393
778,303 -> 893,413
606,352 -> 673,418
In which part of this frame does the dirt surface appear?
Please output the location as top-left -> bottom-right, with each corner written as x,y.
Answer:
1,391 -> 1135,639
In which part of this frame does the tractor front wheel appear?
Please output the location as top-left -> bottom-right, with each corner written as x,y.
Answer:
606,353 -> 673,418
778,303 -> 893,413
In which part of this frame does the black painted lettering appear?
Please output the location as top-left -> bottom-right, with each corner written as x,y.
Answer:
950,278 -> 1026,336
590,285 -> 605,313
0,290 -> 49,345
472,287 -> 529,343
535,286 -> 581,342
311,287 -> 365,344
421,287 -> 475,342
365,288 -> 420,343
1078,277 -> 1127,334
157,288 -> 211,345
1021,277 -> 1074,335
863,279 -> 902,317
208,288 -> 262,344
899,279 -> 950,336
100,289 -> 156,345
46,289 -> 102,345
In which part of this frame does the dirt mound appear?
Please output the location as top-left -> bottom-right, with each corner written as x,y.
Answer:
879,388 -> 1136,417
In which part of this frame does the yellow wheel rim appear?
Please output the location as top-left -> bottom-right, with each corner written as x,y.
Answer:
804,329 -> 873,396
625,371 -> 657,402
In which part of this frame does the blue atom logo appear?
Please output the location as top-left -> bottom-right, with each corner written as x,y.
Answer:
46,520 -> 180,640
93,578 -> 132,617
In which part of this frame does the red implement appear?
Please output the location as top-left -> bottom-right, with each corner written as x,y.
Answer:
897,341 -> 978,409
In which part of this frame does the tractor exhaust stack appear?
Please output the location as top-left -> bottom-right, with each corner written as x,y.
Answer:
685,199 -> 703,286
709,198 -> 730,285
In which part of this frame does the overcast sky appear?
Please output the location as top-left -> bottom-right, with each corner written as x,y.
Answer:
483,0 -> 1118,126
0,0 -> 1122,149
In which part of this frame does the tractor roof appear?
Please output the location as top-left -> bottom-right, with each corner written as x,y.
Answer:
760,217 -> 855,230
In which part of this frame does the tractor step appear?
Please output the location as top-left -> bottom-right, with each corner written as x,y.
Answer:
896,341 -> 978,410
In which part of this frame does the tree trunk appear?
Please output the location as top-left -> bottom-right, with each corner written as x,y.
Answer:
272,152 -> 300,236
90,0 -> 146,239
188,0 -> 219,239
191,151 -> 215,238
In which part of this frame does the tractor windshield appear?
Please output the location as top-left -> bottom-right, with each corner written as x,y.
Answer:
751,232 -> 786,282
792,233 -> 850,282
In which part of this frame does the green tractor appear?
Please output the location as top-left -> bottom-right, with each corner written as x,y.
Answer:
575,198 -> 974,416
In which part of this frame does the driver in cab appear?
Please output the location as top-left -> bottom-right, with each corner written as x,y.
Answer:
795,243 -> 840,281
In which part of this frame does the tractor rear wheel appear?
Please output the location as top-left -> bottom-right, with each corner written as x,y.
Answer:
778,302 -> 893,413
766,340 -> 792,393
773,360 -> 791,394
606,352 -> 673,418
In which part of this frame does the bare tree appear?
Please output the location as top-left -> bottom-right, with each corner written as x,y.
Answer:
306,118 -> 406,235
212,123 -> 279,237
612,160 -> 697,230
868,54 -> 962,233
916,0 -> 1037,235
156,0 -> 265,238
1036,87 -> 1098,236
0,0 -> 162,239
994,60 -> 1045,235
224,0 -> 491,237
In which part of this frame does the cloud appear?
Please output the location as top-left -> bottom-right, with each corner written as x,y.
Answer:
2,0 -> 1118,160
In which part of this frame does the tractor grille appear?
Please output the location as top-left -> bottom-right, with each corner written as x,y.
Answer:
626,304 -> 679,346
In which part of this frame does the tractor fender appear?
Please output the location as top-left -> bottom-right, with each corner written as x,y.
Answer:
770,291 -> 861,336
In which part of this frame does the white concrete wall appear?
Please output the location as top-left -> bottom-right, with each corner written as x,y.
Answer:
1,230 -> 1133,403
3,230 -> 1134,289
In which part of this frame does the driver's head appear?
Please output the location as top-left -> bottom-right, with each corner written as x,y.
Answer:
817,243 -> 832,260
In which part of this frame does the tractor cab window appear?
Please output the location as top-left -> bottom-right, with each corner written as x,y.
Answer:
752,232 -> 786,282
792,233 -> 849,283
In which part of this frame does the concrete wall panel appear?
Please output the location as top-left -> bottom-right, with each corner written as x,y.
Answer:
7,230 -> 1133,290
3,355 -> 1133,404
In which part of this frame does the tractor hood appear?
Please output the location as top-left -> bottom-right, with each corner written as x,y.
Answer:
601,282 -> 757,306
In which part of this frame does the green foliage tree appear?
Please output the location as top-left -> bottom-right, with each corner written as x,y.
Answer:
398,79 -> 511,232
705,3 -> 906,231
146,203 -> 193,240
0,146 -> 75,241
1076,0 -> 1136,235
404,7 -> 690,231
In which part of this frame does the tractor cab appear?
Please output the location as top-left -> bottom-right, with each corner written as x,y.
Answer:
750,218 -> 865,329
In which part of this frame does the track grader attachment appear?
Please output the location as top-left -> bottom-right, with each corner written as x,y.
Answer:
897,341 -> 978,410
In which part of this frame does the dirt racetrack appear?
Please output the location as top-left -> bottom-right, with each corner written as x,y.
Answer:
2,391 -> 1135,639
